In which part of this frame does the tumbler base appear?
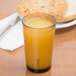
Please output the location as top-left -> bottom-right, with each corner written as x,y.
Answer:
27,66 -> 51,73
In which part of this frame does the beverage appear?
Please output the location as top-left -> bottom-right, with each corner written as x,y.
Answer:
22,14 -> 56,73
25,18 -> 53,28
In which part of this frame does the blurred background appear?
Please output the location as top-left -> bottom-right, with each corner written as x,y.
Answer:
0,0 -> 19,20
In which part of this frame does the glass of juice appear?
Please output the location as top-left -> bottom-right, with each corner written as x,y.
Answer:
22,13 -> 56,73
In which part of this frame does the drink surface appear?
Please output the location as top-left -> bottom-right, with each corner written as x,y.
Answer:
25,18 -> 53,28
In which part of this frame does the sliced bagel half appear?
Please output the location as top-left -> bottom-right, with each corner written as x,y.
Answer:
57,0 -> 76,22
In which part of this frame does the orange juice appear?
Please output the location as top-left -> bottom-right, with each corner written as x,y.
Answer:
23,14 -> 56,73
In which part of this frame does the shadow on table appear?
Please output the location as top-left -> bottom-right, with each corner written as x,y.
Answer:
54,25 -> 76,48
3,45 -> 24,55
25,69 -> 52,76
55,25 -> 76,34
25,67 -> 74,76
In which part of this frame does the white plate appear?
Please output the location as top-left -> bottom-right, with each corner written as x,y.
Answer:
56,19 -> 76,29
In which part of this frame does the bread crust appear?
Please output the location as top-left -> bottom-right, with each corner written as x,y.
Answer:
57,14 -> 76,22
17,0 -> 67,22
17,7 -> 30,17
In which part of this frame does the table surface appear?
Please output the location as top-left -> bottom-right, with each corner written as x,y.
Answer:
0,0 -> 76,76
